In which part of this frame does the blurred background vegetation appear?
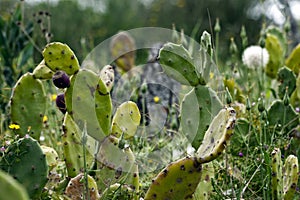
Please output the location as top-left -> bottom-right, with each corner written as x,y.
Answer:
0,0 -> 300,66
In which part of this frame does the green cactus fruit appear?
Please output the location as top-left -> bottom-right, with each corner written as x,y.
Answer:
110,31 -> 136,72
267,100 -> 298,134
0,137 -> 48,199
100,65 -> 114,92
192,162 -> 214,200
144,156 -> 202,200
42,42 -> 80,75
196,107 -> 236,164
100,183 -> 135,200
111,101 -> 141,139
95,75 -> 113,136
65,173 -> 100,200
62,113 -> 95,177
265,33 -> 284,78
32,60 -> 54,80
283,155 -> 299,200
181,85 -> 223,149
277,66 -> 296,99
0,170 -> 29,200
95,135 -> 139,194
159,42 -> 205,86
271,148 -> 283,200
69,69 -> 106,141
41,145 -> 59,171
286,43 -> 300,75
10,72 -> 47,139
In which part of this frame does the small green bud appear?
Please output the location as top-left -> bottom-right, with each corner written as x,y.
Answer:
240,25 -> 248,49
214,18 -> 221,33
257,97 -> 265,112
246,97 -> 251,111
229,37 -> 238,56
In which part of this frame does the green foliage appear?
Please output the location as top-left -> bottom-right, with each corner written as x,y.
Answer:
0,137 -> 48,199
277,67 -> 296,99
10,72 -> 46,139
286,44 -> 300,75
100,183 -> 135,200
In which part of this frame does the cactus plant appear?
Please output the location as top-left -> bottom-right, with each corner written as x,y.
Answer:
286,43 -> 300,75
277,66 -> 296,99
181,85 -> 223,149
65,173 -> 100,200
159,42 -> 205,86
52,70 -> 71,89
62,113 -> 95,177
0,137 -> 48,199
100,183 -> 135,200
42,42 -> 80,75
111,101 -> 141,139
271,148 -> 283,200
41,145 -> 59,171
99,65 -> 114,92
32,60 -> 54,80
10,72 -> 47,139
0,170 -> 29,200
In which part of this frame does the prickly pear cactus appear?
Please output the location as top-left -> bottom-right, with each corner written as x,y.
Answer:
277,66 -> 296,99
65,173 -> 100,200
144,156 -> 202,200
192,162 -> 214,200
32,59 -> 54,80
181,85 -> 223,149
196,107 -> 236,164
159,42 -> 205,86
42,42 -> 80,75
111,101 -> 141,139
99,65 -> 114,92
95,75 -> 113,136
271,148 -> 283,200
0,170 -> 29,200
100,183 -> 135,200
110,31 -> 136,72
95,135 -> 139,194
10,72 -> 47,139
62,113 -> 95,177
286,43 -> 300,75
265,33 -> 284,78
0,137 -> 48,199
283,155 -> 299,200
41,145 -> 59,171
267,100 -> 298,134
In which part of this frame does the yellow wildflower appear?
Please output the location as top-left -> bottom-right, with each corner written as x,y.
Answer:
51,94 -> 57,101
43,115 -> 48,123
9,124 -> 20,130
153,96 -> 160,103
209,72 -> 214,79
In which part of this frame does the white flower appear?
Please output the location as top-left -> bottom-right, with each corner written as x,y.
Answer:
242,45 -> 269,69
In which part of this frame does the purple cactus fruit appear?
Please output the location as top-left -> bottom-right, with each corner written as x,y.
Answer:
56,93 -> 67,114
52,70 -> 70,88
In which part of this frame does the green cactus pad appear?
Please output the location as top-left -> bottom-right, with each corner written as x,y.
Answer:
196,107 -> 236,164
181,85 -> 223,149
0,170 -> 29,200
267,100 -> 299,134
65,173 -> 100,200
95,135 -> 139,193
277,66 -> 296,99
192,162 -> 214,200
297,74 -> 300,99
271,148 -> 283,200
95,76 -> 113,136
100,65 -> 114,92
100,183 -> 135,200
265,33 -> 284,78
111,101 -> 141,139
286,43 -> 300,75
10,72 -> 46,139
41,145 -> 59,170
70,69 -> 105,141
266,26 -> 287,55
283,155 -> 299,200
0,137 -> 48,199
42,42 -> 80,75
159,42 -> 205,86
62,113 -> 95,177
144,156 -> 202,200
32,59 -> 54,80
64,74 -> 76,114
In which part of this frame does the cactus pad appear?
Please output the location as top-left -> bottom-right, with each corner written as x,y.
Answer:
277,66 -> 296,99
196,107 -> 236,164
100,183 -> 135,200
144,156 -> 202,200
271,148 -> 283,200
32,60 -> 54,80
0,137 -> 48,199
42,42 -> 80,75
286,43 -> 300,75
159,42 -> 205,86
100,65 -> 114,92
10,73 -> 46,139
283,155 -> 299,200
111,101 -> 141,139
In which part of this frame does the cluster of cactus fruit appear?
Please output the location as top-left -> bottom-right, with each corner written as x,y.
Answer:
1,24 -> 300,200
